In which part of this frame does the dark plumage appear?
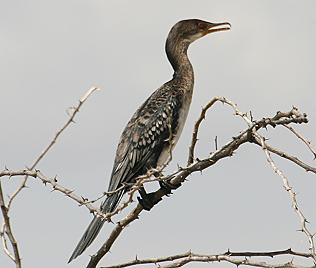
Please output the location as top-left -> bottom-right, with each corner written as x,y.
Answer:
68,19 -> 230,263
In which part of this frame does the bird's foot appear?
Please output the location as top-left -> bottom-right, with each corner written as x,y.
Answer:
137,181 -> 181,210
138,188 -> 161,211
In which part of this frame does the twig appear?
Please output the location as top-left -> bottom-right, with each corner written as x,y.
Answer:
7,86 -> 100,209
1,222 -> 16,262
188,97 -> 222,165
284,125 -> 316,159
256,142 -> 316,174
188,96 -> 253,165
0,181 -> 21,268
7,86 -> 101,210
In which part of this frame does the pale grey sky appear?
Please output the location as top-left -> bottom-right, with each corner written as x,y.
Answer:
1,1 -> 316,268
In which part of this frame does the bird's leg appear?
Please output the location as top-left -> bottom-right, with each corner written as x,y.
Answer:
138,187 -> 161,211
138,172 -> 181,210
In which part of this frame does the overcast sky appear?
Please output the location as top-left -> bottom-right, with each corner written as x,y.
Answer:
1,1 -> 316,268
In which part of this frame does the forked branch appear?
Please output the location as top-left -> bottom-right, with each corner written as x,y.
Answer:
87,102 -> 313,268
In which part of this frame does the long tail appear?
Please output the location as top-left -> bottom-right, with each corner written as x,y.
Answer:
68,190 -> 124,263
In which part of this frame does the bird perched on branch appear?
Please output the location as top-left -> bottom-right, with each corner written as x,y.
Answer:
69,18 -> 230,262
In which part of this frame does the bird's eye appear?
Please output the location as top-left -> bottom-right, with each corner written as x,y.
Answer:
197,22 -> 205,29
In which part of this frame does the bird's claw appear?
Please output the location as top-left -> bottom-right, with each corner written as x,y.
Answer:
159,180 -> 181,194
138,192 -> 160,211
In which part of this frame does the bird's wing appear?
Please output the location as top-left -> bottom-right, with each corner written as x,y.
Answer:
107,86 -> 183,192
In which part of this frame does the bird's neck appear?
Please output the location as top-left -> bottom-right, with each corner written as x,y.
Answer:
166,40 -> 194,90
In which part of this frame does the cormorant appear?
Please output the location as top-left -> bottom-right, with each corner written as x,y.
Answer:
69,18 -> 230,262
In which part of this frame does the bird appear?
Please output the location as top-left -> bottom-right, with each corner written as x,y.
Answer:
68,18 -> 230,263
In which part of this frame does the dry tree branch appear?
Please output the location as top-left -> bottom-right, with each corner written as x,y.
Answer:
0,182 -> 21,268
0,86 -> 100,267
86,104 -> 311,268
0,169 -> 38,178
157,254 -> 314,268
2,94 -> 315,268
6,86 -> 101,210
0,169 -> 109,219
103,249 -> 313,268
187,96 -> 252,165
257,142 -> 316,173
255,134 -> 316,261
284,125 -> 316,159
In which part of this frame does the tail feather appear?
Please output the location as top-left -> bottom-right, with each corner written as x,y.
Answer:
68,190 -> 123,263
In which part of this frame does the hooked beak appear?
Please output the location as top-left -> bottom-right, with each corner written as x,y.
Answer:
206,22 -> 231,34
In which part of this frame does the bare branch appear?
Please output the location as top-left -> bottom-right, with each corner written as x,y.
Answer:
3,93 -> 314,268
86,105 -> 310,268
103,251 -> 193,268
1,223 -> 16,262
0,182 -> 21,268
103,249 -> 313,268
284,125 -> 316,159
188,96 -> 253,165
87,204 -> 143,268
188,97 -> 221,165
159,254 -> 313,268
256,142 -> 316,174
6,86 -> 101,210
0,86 -> 101,266
255,134 -> 316,261
0,169 -> 38,178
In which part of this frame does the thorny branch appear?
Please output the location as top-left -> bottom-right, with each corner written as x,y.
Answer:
256,134 -> 316,260
0,86 -> 100,267
103,249 -> 313,268
284,125 -> 316,159
1,95 -> 315,268
86,102 -> 315,268
0,182 -> 21,268
7,86 -> 100,210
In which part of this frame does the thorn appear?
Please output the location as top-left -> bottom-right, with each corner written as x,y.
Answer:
249,110 -> 254,122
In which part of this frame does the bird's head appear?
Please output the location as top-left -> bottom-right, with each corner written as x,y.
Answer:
168,19 -> 231,44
